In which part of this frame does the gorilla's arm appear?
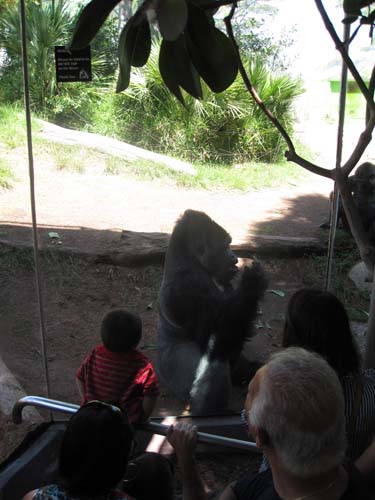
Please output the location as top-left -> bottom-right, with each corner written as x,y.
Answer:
163,271 -> 223,353
163,263 -> 267,360
211,262 -> 268,360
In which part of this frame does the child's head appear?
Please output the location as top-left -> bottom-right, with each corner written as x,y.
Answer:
101,309 -> 142,353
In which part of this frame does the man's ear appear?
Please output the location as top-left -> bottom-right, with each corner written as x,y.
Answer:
254,427 -> 271,449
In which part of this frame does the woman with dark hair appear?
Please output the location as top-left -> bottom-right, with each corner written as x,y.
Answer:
282,288 -> 375,460
22,401 -> 174,500
23,401 -> 135,500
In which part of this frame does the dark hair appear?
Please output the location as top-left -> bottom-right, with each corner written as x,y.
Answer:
101,309 -> 142,352
282,288 -> 360,377
59,401 -> 134,497
123,452 -> 175,500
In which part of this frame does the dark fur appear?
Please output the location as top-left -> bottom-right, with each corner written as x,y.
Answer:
157,209 -> 267,414
353,162 -> 375,244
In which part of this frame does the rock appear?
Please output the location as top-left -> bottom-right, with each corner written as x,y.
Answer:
349,261 -> 373,291
351,321 -> 367,357
38,120 -> 197,176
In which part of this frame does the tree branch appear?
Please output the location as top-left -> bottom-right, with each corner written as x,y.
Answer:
342,112 -> 375,176
224,6 -> 333,179
314,0 -> 375,177
314,0 -> 372,100
366,63 -> 375,125
285,151 -> 333,178
336,171 -> 375,273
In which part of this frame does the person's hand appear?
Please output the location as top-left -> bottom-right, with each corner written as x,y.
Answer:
167,423 -> 198,466
167,423 -> 207,500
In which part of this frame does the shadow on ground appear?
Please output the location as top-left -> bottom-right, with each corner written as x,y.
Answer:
0,192 -> 330,265
248,192 -> 330,241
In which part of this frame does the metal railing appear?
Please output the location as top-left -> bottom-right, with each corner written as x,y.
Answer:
13,396 -> 260,453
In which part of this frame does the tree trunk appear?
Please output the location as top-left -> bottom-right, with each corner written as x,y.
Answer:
336,172 -> 374,277
336,173 -> 375,369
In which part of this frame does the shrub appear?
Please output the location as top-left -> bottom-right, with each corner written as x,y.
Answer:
90,45 -> 303,163
0,0 -> 117,123
0,0 -> 74,108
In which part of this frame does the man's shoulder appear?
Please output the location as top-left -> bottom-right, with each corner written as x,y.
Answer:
231,470 -> 279,500
341,462 -> 372,499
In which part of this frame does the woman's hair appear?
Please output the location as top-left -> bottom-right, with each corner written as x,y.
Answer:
59,401 -> 134,497
282,288 -> 360,377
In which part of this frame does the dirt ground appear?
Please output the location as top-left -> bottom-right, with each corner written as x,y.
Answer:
0,129 -> 353,493
0,246 -> 327,470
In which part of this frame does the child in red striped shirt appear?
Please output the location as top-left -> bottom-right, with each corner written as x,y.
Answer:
76,309 -> 159,424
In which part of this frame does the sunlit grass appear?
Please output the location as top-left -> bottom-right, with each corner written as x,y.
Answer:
0,104 -> 40,148
0,103 -> 308,191
0,158 -> 14,188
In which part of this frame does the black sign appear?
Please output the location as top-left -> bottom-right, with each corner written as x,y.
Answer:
55,46 -> 92,83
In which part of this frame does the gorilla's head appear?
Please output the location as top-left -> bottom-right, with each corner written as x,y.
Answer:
170,210 -> 238,286
355,162 -> 375,191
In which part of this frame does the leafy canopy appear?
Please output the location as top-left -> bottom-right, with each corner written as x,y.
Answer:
70,0 -> 239,104
342,0 -> 375,24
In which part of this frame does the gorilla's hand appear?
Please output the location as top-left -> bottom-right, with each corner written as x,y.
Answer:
240,262 -> 268,299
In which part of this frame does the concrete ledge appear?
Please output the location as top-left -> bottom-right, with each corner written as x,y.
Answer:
0,229 -> 327,268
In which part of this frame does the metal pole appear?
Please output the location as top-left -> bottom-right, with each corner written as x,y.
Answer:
13,396 -> 260,453
19,0 -> 52,401
325,22 -> 351,291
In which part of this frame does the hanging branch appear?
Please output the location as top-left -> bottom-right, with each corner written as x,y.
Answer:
224,4 -> 333,179
314,0 -> 375,177
366,64 -> 375,124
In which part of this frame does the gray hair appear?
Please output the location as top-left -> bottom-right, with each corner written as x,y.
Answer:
249,347 -> 346,477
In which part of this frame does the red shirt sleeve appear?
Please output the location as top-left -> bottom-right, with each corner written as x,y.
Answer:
141,362 -> 160,397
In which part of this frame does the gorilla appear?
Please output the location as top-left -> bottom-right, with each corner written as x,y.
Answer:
321,162 -> 375,244
156,209 -> 268,415
352,162 -> 375,244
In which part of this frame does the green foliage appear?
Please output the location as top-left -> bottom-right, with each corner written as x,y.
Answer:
0,103 -> 40,147
71,0 -> 239,102
0,0 -> 74,108
229,2 -> 296,72
90,45 -> 303,163
0,0 -> 117,121
103,154 -> 305,190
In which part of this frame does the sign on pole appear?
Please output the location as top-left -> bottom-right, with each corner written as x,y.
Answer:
55,46 -> 92,83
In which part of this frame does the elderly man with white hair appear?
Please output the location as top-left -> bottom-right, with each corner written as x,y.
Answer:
167,347 -> 371,500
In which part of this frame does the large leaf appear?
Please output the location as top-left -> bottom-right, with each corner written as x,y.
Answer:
159,39 -> 185,103
156,0 -> 188,41
116,15 -> 151,92
70,0 -> 121,50
159,36 -> 203,100
186,6 -> 238,93
131,18 -> 151,67
343,0 -> 362,15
